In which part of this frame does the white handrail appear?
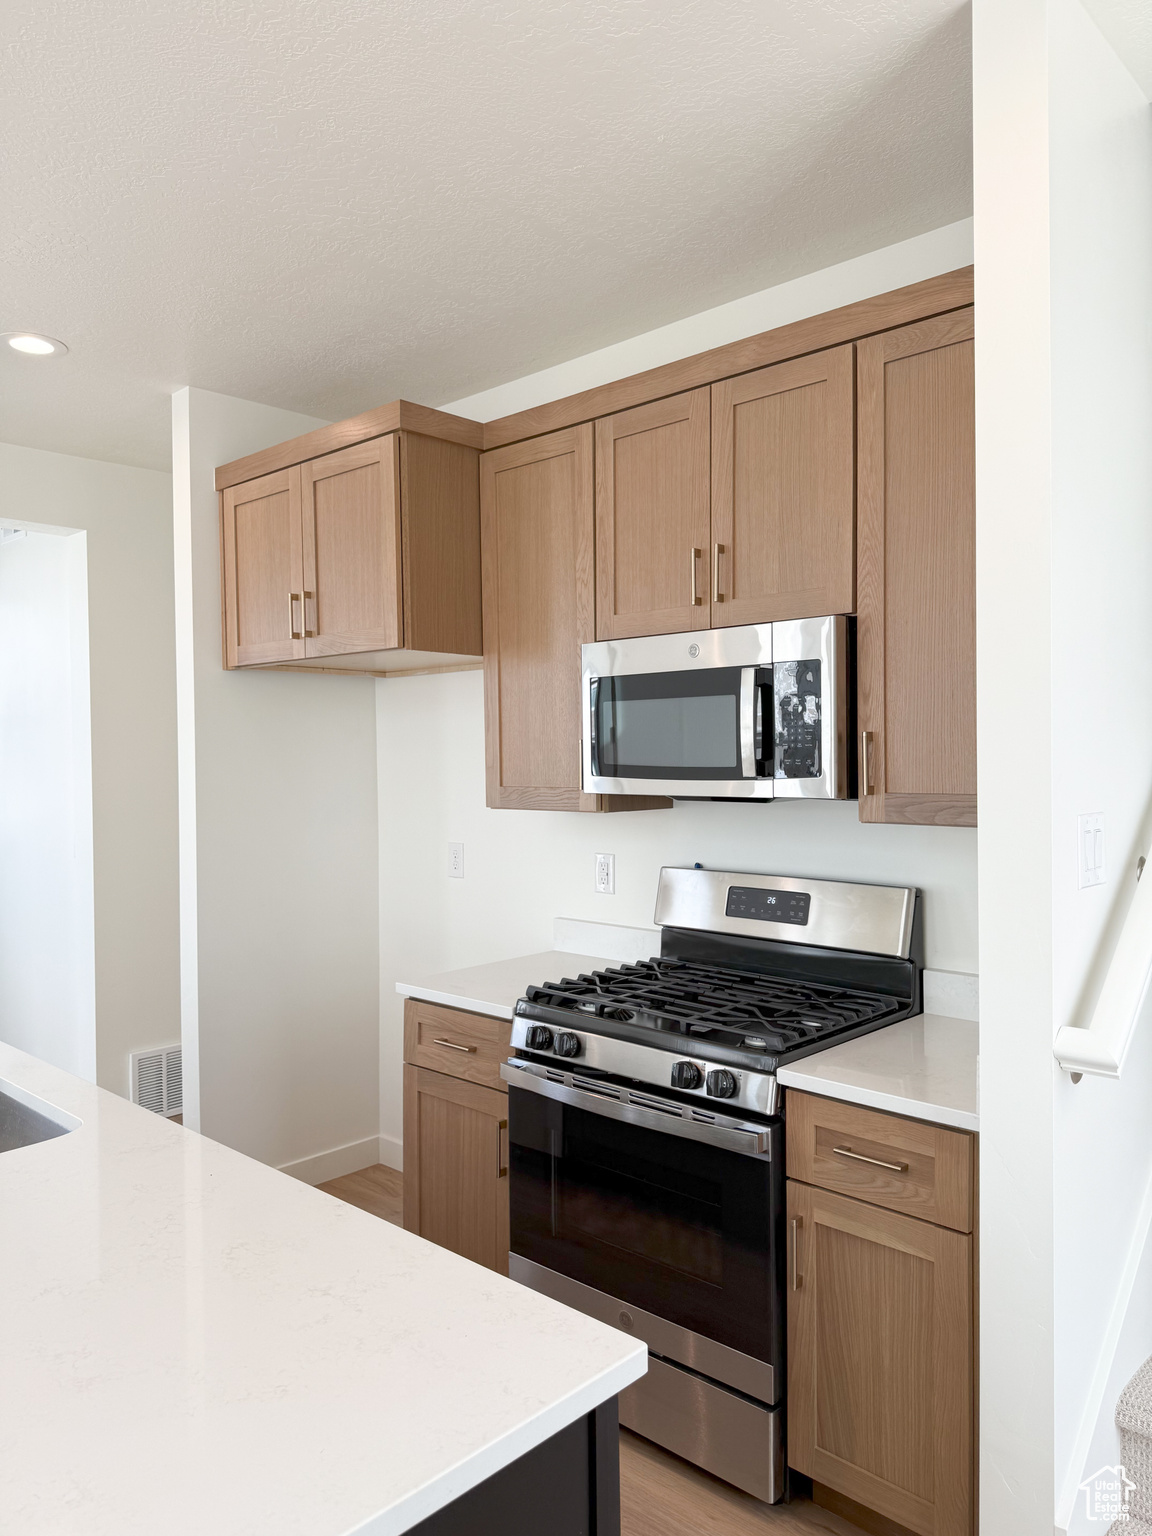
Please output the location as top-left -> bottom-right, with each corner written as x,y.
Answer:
1054,857 -> 1152,1079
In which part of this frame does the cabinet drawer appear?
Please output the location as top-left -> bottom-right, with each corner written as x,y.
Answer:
785,1090 -> 973,1233
403,998 -> 511,1091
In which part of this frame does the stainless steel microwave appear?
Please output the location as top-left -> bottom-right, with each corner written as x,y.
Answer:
581,617 -> 851,800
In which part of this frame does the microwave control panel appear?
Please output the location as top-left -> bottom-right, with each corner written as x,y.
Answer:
774,659 -> 821,778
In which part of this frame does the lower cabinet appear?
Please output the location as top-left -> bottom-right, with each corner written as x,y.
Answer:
402,999 -> 510,1274
786,1092 -> 975,1536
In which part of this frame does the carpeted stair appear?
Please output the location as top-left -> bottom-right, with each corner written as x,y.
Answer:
1111,1358 -> 1152,1533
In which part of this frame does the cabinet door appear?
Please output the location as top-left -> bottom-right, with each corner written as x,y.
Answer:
787,1180 -> 973,1536
300,436 -> 402,657
480,425 -> 600,811
403,1064 -> 509,1275
595,389 -> 711,639
221,466 -> 306,667
857,310 -> 976,826
711,346 -> 855,624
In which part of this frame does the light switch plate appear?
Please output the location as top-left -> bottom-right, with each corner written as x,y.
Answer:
1078,814 -> 1105,888
595,852 -> 615,895
448,842 -> 464,879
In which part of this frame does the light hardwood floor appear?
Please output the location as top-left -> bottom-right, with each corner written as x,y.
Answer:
619,1431 -> 867,1536
318,1162 -> 403,1225
317,1165 -> 867,1536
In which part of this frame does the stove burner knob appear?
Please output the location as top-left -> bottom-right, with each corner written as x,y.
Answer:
705,1069 -> 739,1100
670,1060 -> 703,1091
524,1025 -> 554,1052
555,1031 -> 582,1059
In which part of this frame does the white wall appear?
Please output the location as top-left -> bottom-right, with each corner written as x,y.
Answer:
0,530 -> 95,1079
378,221 -> 981,1159
973,0 -> 1152,1527
0,443 -> 178,1094
172,389 -> 380,1180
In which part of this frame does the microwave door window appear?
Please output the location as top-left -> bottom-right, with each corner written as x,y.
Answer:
597,668 -> 742,780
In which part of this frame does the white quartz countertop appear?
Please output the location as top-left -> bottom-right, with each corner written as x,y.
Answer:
398,952 -> 978,1131
777,1013 -> 979,1132
0,1042 -> 646,1536
396,950 -> 634,1020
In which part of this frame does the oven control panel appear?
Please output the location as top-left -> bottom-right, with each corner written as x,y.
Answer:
725,885 -> 811,925
510,1017 -> 779,1119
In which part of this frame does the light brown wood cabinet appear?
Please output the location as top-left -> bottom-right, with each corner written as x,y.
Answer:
220,466 -> 307,667
480,425 -> 670,814
220,419 -> 482,673
857,309 -> 976,827
402,998 -> 510,1274
711,345 -> 855,624
593,355 -> 855,641
595,389 -> 712,639
786,1091 -> 975,1536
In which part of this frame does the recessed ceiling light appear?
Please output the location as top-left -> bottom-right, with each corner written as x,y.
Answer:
4,332 -> 68,356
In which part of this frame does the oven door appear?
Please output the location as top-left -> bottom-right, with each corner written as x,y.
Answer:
505,1072 -> 785,1381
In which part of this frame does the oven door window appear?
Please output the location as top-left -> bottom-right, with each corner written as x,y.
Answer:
508,1089 -> 783,1368
594,668 -> 743,780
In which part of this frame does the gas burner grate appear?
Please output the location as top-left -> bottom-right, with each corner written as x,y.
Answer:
523,957 -> 904,1055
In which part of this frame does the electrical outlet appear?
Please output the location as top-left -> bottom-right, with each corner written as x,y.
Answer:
595,852 -> 615,895
448,842 -> 464,879
1078,814 -> 1105,888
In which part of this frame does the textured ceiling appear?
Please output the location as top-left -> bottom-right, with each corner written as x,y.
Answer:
0,0 -> 973,471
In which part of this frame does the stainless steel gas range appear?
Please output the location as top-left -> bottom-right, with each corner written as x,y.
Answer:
501,866 -> 922,1505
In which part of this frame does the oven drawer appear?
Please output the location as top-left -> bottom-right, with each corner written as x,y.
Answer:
785,1090 -> 973,1233
621,1357 -> 783,1505
403,999 -> 511,1092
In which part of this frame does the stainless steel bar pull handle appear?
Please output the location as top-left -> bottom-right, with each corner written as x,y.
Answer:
861,729 -> 874,795
690,548 -> 702,605
432,1038 -> 476,1053
832,1144 -> 908,1174
713,543 -> 724,602
302,590 -> 315,638
289,592 -> 302,640
790,1216 -> 802,1291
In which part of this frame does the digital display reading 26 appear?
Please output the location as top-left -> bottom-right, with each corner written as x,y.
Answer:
724,886 -> 812,926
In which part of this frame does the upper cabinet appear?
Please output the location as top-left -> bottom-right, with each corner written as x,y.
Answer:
221,466 -> 307,667
856,309 -> 976,827
218,273 -> 977,829
218,403 -> 483,675
480,426 -> 670,815
594,389 -> 711,639
300,436 -> 403,656
711,345 -> 855,624
593,348 -> 856,641
481,426 -> 597,811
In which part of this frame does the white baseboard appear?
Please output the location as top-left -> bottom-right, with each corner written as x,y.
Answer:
377,1132 -> 403,1172
278,1135 -> 383,1186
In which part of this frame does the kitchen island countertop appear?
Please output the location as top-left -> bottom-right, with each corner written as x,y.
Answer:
0,1041 -> 645,1536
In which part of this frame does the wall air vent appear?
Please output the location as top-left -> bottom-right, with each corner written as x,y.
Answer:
130,1046 -> 183,1117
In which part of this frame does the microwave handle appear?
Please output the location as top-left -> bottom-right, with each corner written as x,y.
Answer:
740,668 -> 757,778
588,677 -> 601,778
